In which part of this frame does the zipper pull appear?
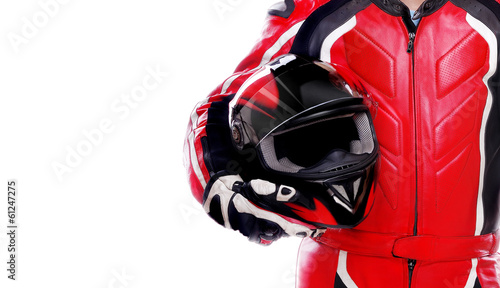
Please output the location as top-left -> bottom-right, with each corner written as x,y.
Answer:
408,259 -> 416,286
408,259 -> 416,271
407,32 -> 416,53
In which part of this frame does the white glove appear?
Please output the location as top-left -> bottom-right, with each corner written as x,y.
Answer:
203,174 -> 324,245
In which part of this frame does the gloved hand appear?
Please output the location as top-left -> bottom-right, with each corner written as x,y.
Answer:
203,174 -> 324,245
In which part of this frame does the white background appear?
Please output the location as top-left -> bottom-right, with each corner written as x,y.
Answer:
0,0 -> 303,287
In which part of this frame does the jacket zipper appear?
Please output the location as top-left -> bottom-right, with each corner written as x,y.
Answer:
403,11 -> 418,288
407,32 -> 415,53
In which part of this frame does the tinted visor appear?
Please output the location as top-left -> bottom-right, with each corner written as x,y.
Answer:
258,107 -> 376,178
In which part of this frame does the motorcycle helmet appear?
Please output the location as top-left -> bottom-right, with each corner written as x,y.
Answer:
229,54 -> 379,228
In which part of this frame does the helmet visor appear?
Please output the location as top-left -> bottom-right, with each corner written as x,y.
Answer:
258,107 -> 376,179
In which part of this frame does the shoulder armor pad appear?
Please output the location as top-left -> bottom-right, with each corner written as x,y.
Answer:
268,0 -> 296,19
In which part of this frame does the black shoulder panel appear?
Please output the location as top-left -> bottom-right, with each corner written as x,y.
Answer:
290,0 -> 371,59
268,0 -> 296,19
452,0 -> 500,24
476,0 -> 500,21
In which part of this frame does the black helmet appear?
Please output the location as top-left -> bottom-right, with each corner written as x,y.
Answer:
229,54 -> 379,228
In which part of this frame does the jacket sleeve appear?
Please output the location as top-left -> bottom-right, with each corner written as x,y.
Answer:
184,0 -> 328,203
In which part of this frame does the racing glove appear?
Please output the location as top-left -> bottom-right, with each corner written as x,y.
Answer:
203,173 -> 324,245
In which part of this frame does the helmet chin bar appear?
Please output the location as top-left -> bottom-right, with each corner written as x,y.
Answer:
324,167 -> 373,215
240,165 -> 376,228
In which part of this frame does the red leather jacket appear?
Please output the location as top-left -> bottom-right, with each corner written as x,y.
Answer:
185,0 -> 500,287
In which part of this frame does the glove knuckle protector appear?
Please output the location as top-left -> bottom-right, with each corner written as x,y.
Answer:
203,174 -> 319,244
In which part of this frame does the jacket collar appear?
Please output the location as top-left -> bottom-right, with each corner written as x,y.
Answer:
370,0 -> 448,19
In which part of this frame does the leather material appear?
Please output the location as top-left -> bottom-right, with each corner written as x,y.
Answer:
292,0 -> 500,285
315,228 -> 500,261
324,1 -> 492,234
392,231 -> 500,261
296,237 -> 339,288
186,0 -> 500,286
